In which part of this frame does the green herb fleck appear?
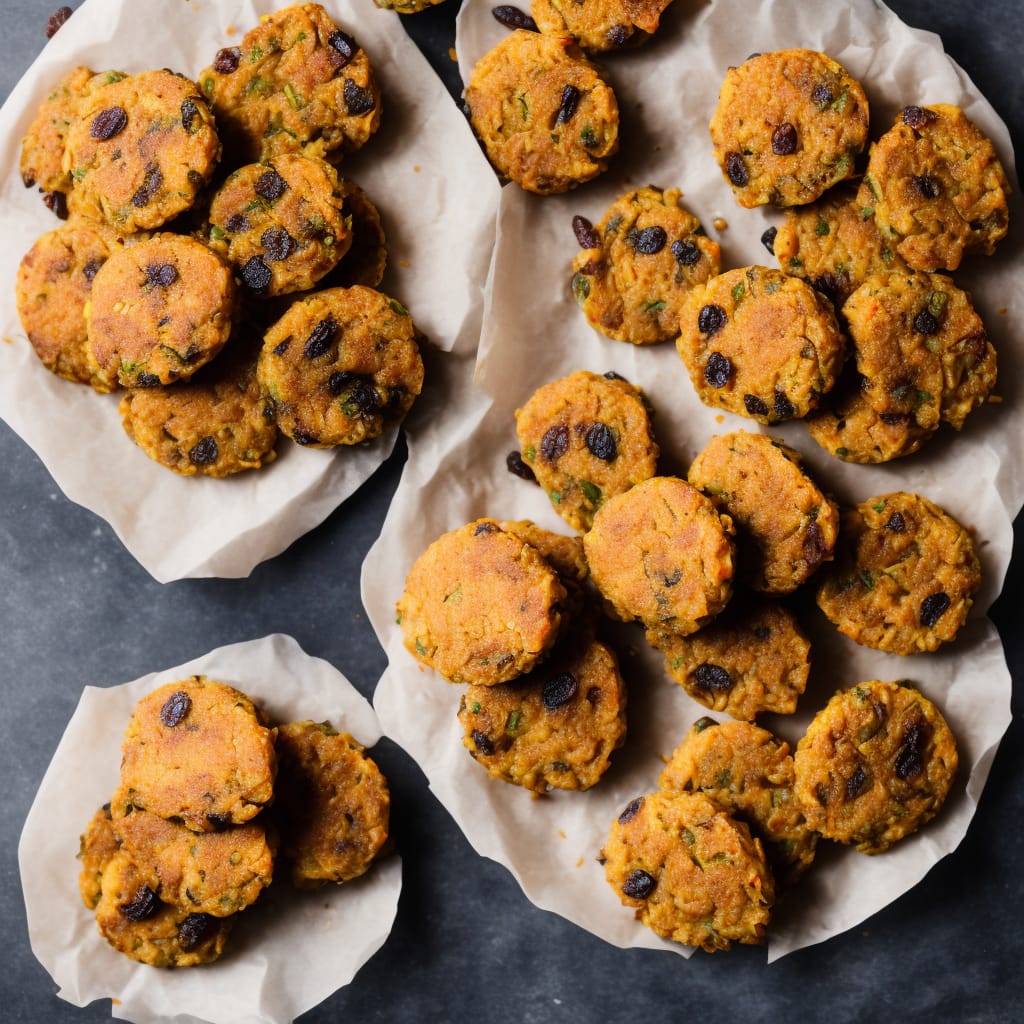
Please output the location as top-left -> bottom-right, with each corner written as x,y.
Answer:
414,639 -> 426,655
693,717 -> 715,733
788,256 -> 804,269
518,94 -> 529,121
579,480 -> 602,506
580,125 -> 597,148
860,570 -> 875,590
284,83 -> 303,110
471,701 -> 481,714
716,769 -> 732,788
525,445 -> 536,461
505,710 -> 521,733
927,290 -> 948,319
815,216 -> 830,237
872,501 -> 886,513
571,271 -> 590,304
835,446 -> 849,457
250,45 -> 263,62
387,298 -> 409,316
731,282 -> 745,302
209,224 -> 226,241
644,299 -> 667,313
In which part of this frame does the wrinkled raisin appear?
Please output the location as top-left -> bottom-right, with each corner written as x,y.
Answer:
492,4 -> 537,30
90,107 -> 128,141
543,672 -> 578,709
342,379 -> 381,415
902,105 -> 935,129
189,437 -> 218,466
894,717 -> 928,780
704,352 -> 733,388
540,424 -> 569,461
160,690 -> 191,727
845,764 -> 868,799
145,263 -> 178,289
180,98 -> 199,134
760,226 -> 777,254
472,729 -> 495,755
292,429 -> 320,446
628,226 -> 667,255
213,47 -> 242,74
328,30 -> 358,66
555,84 -> 580,125
82,258 -> 102,283
672,238 -> 700,266
474,521 -> 499,535
803,521 -> 827,566
603,370 -> 625,380
327,370 -> 357,395
572,215 -> 600,249
618,797 -> 643,823
698,303 -> 726,335
225,213 -> 250,233
262,226 -> 296,262
43,191 -> 68,219
884,510 -> 906,532
725,151 -> 748,187
255,168 -> 287,201
586,422 -> 617,462
506,450 -> 536,481
179,913 -> 219,950
911,174 -> 941,199
304,317 -> 337,359
920,592 -> 950,627
132,162 -> 163,207
46,6 -> 72,37
136,372 -> 160,388
771,122 -> 798,155
621,869 -> 656,899
811,83 -> 834,107
120,885 -> 158,921
606,24 -> 629,47
743,393 -> 769,417
343,79 -> 375,116
694,663 -> 732,692
773,390 -> 795,420
913,309 -> 939,334
240,256 -> 272,293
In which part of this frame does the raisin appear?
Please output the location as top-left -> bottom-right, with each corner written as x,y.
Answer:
328,30 -> 358,67
43,191 -> 68,219
179,913 -> 219,950
205,812 -> 232,830
572,214 -> 600,249
225,212 -> 250,234
606,24 -> 629,47
704,352 -> 733,389
694,663 -> 732,692
920,592 -> 950,628
145,263 -> 178,289
189,437 -> 219,466
343,79 -> 375,116
603,370 -> 625,380
885,511 -> 906,532
492,4 -> 537,30
120,885 -> 158,921
262,226 -> 296,262
160,690 -> 192,727
292,429 -> 320,446
672,238 -> 701,265
902,105 -> 935,129
506,450 -> 536,481
913,309 -> 939,334
472,729 -> 495,756
555,84 -> 580,125
743,393 -> 769,417
586,422 -> 617,462
617,797 -> 643,824
474,521 -> 499,535
812,271 -> 843,304
327,370 -> 357,395
845,764 -> 868,800
621,869 -> 656,899
82,257 -> 102,283
753,626 -> 771,640
760,226 -> 777,254
540,424 -> 569,461
771,122 -> 798,155
811,83 -> 834,107
628,226 -> 667,255
46,6 -> 72,37
343,379 -> 381,415
542,672 -> 578,709
725,151 -> 748,187
272,339 -> 289,357
132,162 -> 163,207
894,717 -> 928,780
90,107 -> 128,141
240,256 -> 272,293
180,97 -> 199,134
803,521 -> 827,566
213,47 -> 242,74
773,390 -> 795,420
879,412 -> 909,425
255,168 -> 288,201
304,316 -> 337,359
911,174 -> 941,199
698,303 -> 727,335
136,372 -> 160,388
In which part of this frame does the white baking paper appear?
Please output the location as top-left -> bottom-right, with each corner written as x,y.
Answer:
364,0 -> 1021,961
19,634 -> 401,1023
0,0 -> 500,582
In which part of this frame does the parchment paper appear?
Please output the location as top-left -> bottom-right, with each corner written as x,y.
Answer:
19,634 -> 401,1024
0,0 -> 500,583
364,0 -> 1021,961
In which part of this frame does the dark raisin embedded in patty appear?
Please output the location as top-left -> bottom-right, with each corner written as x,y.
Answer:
327,370 -> 357,395
845,764 -> 868,800
572,215 -> 600,249
342,379 -> 381,416
160,690 -> 192,727
540,424 -> 570,461
261,226 -> 296,262
132,162 -> 163,207
628,226 -> 667,255
743,393 -> 769,417
135,372 -> 161,388
911,174 -> 941,199
773,390 -> 796,420
704,351 -> 733,389
671,239 -> 701,266
606,24 -> 629,47
90,107 -> 128,141
771,122 -> 798,155
585,422 -> 617,462
119,885 -> 158,922
178,913 -> 219,951
803,521 -> 827,566
240,255 -> 273,293
303,316 -> 337,359
621,869 -> 657,900
180,98 -> 199,134
82,257 -> 102,283
542,672 -> 578,709
225,212 -> 250,234
189,436 -> 219,466
725,151 -> 749,187
471,729 -> 495,756
474,521 -> 499,535
328,31 -> 358,67
698,303 -> 727,335
913,309 -> 940,335
760,226 -> 777,254
920,592 -> 951,628
902,105 -> 936,130
694,663 -> 732,692
894,716 -> 929,780
555,84 -> 580,125
506,450 -> 536,481
343,78 -> 375,116
618,796 -> 643,823
145,263 -> 179,289
884,510 -> 906,532
213,47 -> 242,74
491,5 -> 537,31
43,191 -> 68,219
811,83 -> 834,107
255,168 -> 288,202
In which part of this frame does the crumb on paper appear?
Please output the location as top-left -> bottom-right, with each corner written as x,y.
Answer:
576,856 -> 584,867
558,829 -> 567,839
715,414 -> 725,423
413,165 -> 421,173
399,259 -> 411,269
449,47 -> 458,62
998,307 -> 1007,315
712,217 -> 728,231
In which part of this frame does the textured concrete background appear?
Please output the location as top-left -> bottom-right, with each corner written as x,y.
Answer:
1,1 -> 1021,1022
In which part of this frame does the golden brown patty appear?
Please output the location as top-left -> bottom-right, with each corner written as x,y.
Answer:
322,178 -> 388,288
78,805 -> 120,911
531,0 -> 677,53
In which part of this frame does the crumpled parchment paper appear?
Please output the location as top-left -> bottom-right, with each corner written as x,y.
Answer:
364,0 -> 1021,961
0,0 -> 500,582
19,633 -> 401,1024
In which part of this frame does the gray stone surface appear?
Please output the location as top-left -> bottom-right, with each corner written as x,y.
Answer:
1,2 -> 1021,1022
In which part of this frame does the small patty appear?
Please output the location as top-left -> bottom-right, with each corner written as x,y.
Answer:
676,265 -> 845,423
465,29 -> 619,194
78,805 -> 120,911
274,721 -> 391,887
793,679 -> 959,853
647,598 -> 811,720
257,285 -> 423,447
709,49 -> 869,208
570,186 -> 721,345
660,717 -> 817,886
815,492 -> 981,655
198,3 -> 381,162
321,178 -> 388,288
515,369 -> 659,531
531,0 -> 677,53
63,68 -> 220,231
86,233 -> 238,389
583,476 -> 735,636
397,518 -> 569,685
687,430 -> 839,592
862,103 -> 1011,271
601,790 -> 774,951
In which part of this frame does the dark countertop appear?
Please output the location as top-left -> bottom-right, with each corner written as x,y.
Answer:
2,2 -> 1021,1022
